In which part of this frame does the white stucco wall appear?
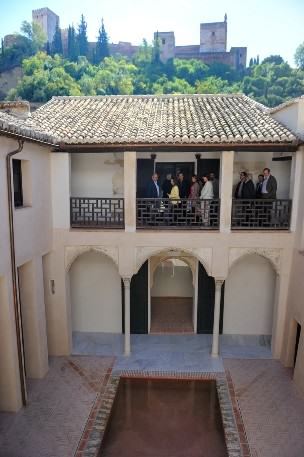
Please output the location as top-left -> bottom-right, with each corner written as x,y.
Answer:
71,152 -> 124,197
151,263 -> 193,297
70,251 -> 122,332
233,150 -> 291,199
223,255 -> 276,335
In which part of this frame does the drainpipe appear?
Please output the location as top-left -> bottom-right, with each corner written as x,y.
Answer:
6,139 -> 27,406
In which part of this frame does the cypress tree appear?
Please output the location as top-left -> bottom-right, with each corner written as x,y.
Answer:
96,18 -> 110,63
77,14 -> 88,57
51,21 -> 63,55
68,25 -> 78,61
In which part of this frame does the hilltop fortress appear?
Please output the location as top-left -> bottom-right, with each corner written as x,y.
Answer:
5,7 -> 247,70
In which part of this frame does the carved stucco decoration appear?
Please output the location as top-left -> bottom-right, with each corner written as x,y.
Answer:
229,247 -> 281,274
135,246 -> 212,276
65,245 -> 119,272
149,255 -> 197,287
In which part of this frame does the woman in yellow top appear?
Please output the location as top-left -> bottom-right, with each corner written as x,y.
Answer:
168,177 -> 181,225
168,177 -> 180,204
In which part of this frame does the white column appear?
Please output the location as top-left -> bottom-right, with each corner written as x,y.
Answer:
123,278 -> 131,355
211,279 -> 224,357
219,150 -> 234,233
51,153 -> 71,229
290,146 -> 304,232
124,151 -> 137,232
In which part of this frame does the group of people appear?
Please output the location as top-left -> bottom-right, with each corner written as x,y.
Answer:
145,171 -> 218,225
146,171 -> 219,202
234,168 -> 277,200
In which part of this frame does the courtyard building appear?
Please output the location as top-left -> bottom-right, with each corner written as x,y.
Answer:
0,92 -> 303,445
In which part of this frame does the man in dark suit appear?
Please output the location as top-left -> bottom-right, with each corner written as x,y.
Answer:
261,168 -> 277,199
256,174 -> 264,198
146,173 -> 160,198
261,167 -> 277,227
145,173 -> 160,225
177,172 -> 189,198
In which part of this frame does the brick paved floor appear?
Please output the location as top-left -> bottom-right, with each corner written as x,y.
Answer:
224,359 -> 304,457
0,356 -> 114,457
151,297 -> 194,333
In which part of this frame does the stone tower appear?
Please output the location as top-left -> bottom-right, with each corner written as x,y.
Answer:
200,14 -> 227,53
154,31 -> 175,63
32,7 -> 59,44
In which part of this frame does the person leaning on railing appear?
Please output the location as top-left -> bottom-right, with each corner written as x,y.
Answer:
200,174 -> 214,226
261,168 -> 277,199
168,177 -> 181,224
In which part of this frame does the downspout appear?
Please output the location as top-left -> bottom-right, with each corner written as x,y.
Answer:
6,139 -> 27,406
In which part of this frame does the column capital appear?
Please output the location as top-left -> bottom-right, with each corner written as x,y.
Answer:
123,277 -> 131,287
215,278 -> 225,288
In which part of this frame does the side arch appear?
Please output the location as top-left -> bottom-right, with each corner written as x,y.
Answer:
65,245 -> 119,273
224,253 -> 276,335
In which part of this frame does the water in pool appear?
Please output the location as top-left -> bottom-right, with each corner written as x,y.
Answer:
99,378 -> 228,457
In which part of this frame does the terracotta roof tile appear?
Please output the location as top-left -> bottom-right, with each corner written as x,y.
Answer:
0,94 -> 298,146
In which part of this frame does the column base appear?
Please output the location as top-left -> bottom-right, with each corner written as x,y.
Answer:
211,352 -> 219,358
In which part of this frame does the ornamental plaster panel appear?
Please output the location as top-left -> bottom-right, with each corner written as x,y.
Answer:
65,245 -> 119,272
135,246 -> 212,275
149,255 -> 197,287
228,247 -> 281,274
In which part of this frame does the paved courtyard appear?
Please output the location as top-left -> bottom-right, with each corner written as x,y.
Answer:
0,335 -> 303,457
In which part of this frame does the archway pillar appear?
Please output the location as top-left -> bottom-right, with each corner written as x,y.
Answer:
123,277 -> 131,356
219,150 -> 234,233
211,278 -> 225,357
124,151 -> 137,232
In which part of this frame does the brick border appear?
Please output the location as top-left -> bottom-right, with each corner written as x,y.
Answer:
226,369 -> 252,457
78,370 -> 243,457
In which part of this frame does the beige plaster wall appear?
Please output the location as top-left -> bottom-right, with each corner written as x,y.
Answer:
223,255 -> 276,335
71,152 -> 124,197
0,137 -> 52,411
70,250 -> 122,332
151,263 -> 193,297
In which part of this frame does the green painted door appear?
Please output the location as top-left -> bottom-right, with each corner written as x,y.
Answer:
197,262 -> 224,334
130,260 -> 148,333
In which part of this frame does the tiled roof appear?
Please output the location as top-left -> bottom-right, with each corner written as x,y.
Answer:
0,94 -> 299,147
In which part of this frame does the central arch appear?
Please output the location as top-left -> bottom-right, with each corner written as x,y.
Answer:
150,258 -> 194,333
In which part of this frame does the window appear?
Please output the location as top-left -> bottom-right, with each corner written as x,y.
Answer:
162,39 -> 166,45
13,159 -> 23,207
12,159 -> 32,208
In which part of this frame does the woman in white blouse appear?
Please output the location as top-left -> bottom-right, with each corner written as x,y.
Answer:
200,175 -> 214,225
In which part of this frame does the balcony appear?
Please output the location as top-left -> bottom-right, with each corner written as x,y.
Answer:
136,198 -> 220,229
231,199 -> 292,230
70,197 -> 124,228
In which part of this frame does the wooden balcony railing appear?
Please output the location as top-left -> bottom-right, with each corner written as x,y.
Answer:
231,199 -> 292,230
70,197 -> 124,228
136,198 -> 220,229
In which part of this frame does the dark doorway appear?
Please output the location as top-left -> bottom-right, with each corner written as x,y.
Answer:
122,262 -> 149,334
294,323 -> 301,367
197,262 -> 224,334
155,162 -> 195,194
137,159 -> 155,197
197,158 -> 220,180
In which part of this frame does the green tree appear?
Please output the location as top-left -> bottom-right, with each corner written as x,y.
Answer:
295,42 -> 304,69
67,25 -> 78,61
20,20 -> 46,52
195,76 -> 229,94
262,55 -> 284,65
95,18 -> 110,63
51,21 -> 63,55
77,14 -> 88,57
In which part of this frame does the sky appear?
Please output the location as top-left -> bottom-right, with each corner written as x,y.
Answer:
0,0 -> 303,66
